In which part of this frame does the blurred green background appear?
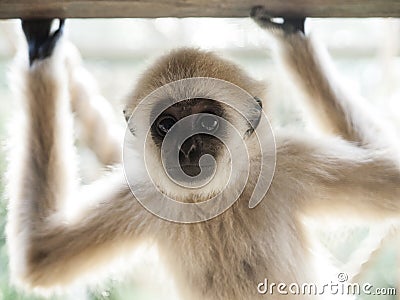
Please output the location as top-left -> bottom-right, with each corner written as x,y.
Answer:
0,18 -> 399,299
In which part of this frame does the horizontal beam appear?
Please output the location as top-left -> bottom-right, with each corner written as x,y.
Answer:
0,0 -> 399,19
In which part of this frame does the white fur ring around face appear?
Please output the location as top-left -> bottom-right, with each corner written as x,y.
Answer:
123,77 -> 276,223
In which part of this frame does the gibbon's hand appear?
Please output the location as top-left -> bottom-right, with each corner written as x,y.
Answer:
21,18 -> 65,65
250,6 -> 306,34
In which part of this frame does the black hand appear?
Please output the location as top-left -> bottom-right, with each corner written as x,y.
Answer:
21,19 -> 65,65
250,6 -> 305,34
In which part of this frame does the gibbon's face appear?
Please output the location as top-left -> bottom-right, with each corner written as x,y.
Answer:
129,95 -> 263,201
124,49 -> 266,200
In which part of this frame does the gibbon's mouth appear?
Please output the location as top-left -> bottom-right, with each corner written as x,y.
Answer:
166,164 -> 216,178
180,164 -> 201,177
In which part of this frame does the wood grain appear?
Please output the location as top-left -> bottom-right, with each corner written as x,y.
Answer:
0,0 -> 399,19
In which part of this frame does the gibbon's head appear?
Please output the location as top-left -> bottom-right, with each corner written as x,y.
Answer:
124,48 -> 266,200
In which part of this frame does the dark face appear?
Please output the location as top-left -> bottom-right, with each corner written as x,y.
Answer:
150,99 -> 226,177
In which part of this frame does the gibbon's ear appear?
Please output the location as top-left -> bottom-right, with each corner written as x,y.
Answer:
123,109 -> 137,136
244,96 -> 263,137
123,109 -> 129,122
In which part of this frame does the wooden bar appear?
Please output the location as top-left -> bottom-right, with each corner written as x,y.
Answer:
0,0 -> 399,19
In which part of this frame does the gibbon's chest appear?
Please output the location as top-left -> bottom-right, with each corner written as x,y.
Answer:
157,207 -> 276,298
159,218 -> 265,298
157,201 -> 312,299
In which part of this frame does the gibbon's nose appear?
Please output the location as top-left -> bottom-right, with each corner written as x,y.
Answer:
179,137 -> 202,177
180,139 -> 197,158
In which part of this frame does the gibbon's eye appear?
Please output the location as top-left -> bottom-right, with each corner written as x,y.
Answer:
198,114 -> 219,133
156,115 -> 177,136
